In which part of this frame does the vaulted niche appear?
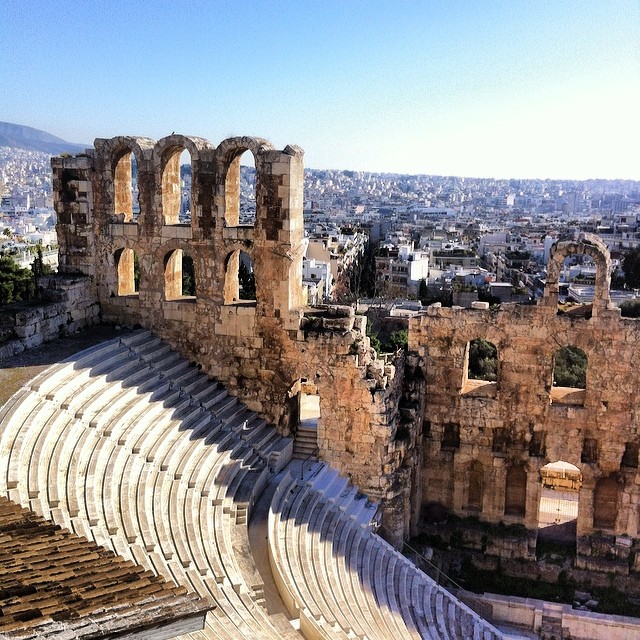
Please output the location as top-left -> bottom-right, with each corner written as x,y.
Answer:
593,475 -> 619,530
466,460 -> 484,511
504,465 -> 527,518
113,151 -> 139,223
225,150 -> 256,227
550,346 -> 586,406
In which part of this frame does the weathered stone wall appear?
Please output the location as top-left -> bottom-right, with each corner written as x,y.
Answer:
52,135 -> 418,539
410,234 -> 640,568
0,275 -> 100,360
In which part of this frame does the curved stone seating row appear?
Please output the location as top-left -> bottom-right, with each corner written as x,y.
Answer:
269,465 -> 505,640
0,331 -> 297,640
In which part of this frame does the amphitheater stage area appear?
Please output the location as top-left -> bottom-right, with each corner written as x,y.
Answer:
0,328 -> 507,639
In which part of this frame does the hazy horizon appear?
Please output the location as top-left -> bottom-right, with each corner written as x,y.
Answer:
2,0 -> 638,181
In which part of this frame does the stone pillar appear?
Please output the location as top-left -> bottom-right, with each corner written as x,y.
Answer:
256,146 -> 305,319
161,152 -> 181,225
52,152 -> 97,279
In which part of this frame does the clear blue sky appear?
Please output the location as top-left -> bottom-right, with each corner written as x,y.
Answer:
2,0 -> 639,179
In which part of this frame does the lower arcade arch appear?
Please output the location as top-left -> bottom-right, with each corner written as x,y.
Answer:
164,249 -> 196,300
114,247 -> 139,296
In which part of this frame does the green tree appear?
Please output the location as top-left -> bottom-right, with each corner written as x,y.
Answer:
238,260 -> 256,300
386,329 -> 408,352
0,255 -> 35,304
366,320 -> 381,353
553,346 -> 587,388
418,278 -> 428,304
468,339 -> 498,381
610,267 -> 625,290
622,247 -> 640,289
182,254 -> 195,296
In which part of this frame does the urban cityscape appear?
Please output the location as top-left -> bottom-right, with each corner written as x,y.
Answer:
2,135 -> 640,311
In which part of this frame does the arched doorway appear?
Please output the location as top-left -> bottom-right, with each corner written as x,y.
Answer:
287,378 -> 320,459
537,460 -> 581,555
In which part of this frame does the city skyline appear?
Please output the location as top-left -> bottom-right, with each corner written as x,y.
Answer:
2,0 -> 639,181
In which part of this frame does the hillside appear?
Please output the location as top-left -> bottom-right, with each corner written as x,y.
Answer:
0,121 -> 86,155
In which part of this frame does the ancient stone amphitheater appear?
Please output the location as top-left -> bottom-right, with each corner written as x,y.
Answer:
0,329 -> 503,639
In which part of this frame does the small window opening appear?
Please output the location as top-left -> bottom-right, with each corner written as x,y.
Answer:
551,346 -> 587,406
225,150 -> 256,227
164,249 -> 196,300
113,152 -> 139,223
115,248 -> 139,295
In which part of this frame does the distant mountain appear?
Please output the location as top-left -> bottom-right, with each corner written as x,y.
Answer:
0,122 -> 87,155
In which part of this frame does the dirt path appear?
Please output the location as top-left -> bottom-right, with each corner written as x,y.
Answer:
0,326 -> 130,407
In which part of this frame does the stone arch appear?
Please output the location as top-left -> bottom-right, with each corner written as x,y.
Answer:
593,475 -> 620,530
504,465 -> 527,517
467,460 -> 484,510
223,249 -> 255,304
216,136 -> 274,227
114,246 -> 140,295
97,136 -> 155,225
543,233 -> 612,317
537,461 -> 581,550
154,135 -> 214,227
163,248 -> 196,300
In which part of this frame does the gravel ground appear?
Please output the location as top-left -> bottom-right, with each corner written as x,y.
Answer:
0,326 -> 131,407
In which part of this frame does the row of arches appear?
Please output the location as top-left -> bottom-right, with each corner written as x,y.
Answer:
114,247 -> 256,303
463,338 -> 587,394
467,461 -> 620,533
112,145 -> 257,227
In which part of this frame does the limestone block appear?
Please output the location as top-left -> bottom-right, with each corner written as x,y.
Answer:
161,224 -> 192,240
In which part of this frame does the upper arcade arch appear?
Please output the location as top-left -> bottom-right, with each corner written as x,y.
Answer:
542,233 -> 613,318
94,136 -> 155,226
215,137 -> 274,228
154,135 -> 214,227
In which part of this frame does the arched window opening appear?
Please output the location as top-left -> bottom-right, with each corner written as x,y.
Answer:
113,151 -> 139,223
164,249 -> 196,300
182,253 -> 195,296
593,476 -> 619,530
238,251 -> 256,300
224,250 -> 256,304
162,148 -> 192,225
225,150 -> 256,227
462,338 -> 498,395
114,248 -> 139,295
551,346 -> 587,405
537,461 -> 581,554
287,378 -> 320,455
467,461 -> 483,511
504,465 -> 527,517
557,254 -> 596,317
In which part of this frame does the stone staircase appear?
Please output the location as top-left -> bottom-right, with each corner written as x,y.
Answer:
541,602 -> 564,639
293,425 -> 318,459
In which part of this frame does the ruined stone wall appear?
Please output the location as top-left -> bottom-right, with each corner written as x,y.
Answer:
52,135 -> 419,539
411,234 -> 640,568
0,275 -> 100,359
